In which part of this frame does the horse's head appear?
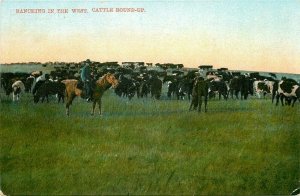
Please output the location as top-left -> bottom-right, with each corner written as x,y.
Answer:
105,73 -> 119,88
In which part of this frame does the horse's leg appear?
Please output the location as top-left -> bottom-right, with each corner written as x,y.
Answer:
198,95 -> 202,113
189,98 -> 194,111
12,93 -> 15,101
91,100 -> 96,116
189,95 -> 198,111
204,95 -> 208,112
98,98 -> 102,115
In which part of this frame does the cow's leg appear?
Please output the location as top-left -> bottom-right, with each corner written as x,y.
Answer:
244,93 -> 248,100
280,95 -> 285,106
224,91 -> 228,100
58,94 -> 63,103
66,106 -> 69,115
272,93 -> 275,103
241,91 -> 244,100
275,94 -> 280,106
66,98 -> 70,116
258,91 -> 261,99
12,92 -> 15,101
66,94 -> 75,116
189,102 -> 193,111
291,97 -> 297,107
156,93 -> 160,100
235,90 -> 239,99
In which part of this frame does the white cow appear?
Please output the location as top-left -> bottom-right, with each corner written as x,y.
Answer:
276,80 -> 300,107
12,80 -> 25,101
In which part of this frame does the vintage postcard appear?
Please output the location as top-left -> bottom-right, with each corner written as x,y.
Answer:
0,0 -> 299,195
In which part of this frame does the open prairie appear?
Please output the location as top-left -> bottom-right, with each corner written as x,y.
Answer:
0,65 -> 299,195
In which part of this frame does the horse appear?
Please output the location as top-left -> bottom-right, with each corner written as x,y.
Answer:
189,77 -> 209,113
61,73 -> 119,116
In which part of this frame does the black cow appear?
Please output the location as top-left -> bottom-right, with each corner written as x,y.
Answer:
167,80 -> 179,99
137,80 -> 149,98
177,78 -> 194,100
115,75 -> 136,100
25,76 -> 35,93
229,75 -> 253,100
208,80 -> 228,100
1,72 -> 29,96
149,76 -> 162,99
33,80 -> 65,103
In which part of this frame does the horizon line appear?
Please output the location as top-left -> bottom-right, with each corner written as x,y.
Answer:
1,61 -> 299,75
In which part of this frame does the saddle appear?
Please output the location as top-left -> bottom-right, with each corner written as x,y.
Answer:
78,79 -> 96,99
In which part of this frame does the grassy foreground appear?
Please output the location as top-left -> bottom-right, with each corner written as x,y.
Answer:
0,91 -> 299,195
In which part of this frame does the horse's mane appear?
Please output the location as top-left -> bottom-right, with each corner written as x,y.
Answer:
96,73 -> 112,88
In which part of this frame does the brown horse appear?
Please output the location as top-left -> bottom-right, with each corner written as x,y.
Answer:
61,73 -> 119,116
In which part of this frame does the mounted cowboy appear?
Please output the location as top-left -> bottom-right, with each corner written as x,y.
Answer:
62,73 -> 119,116
80,59 -> 93,101
189,76 -> 209,112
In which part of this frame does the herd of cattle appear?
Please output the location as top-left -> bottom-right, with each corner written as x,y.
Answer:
1,64 -> 300,112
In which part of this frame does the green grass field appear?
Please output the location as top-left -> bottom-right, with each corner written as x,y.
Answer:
1,90 -> 299,195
